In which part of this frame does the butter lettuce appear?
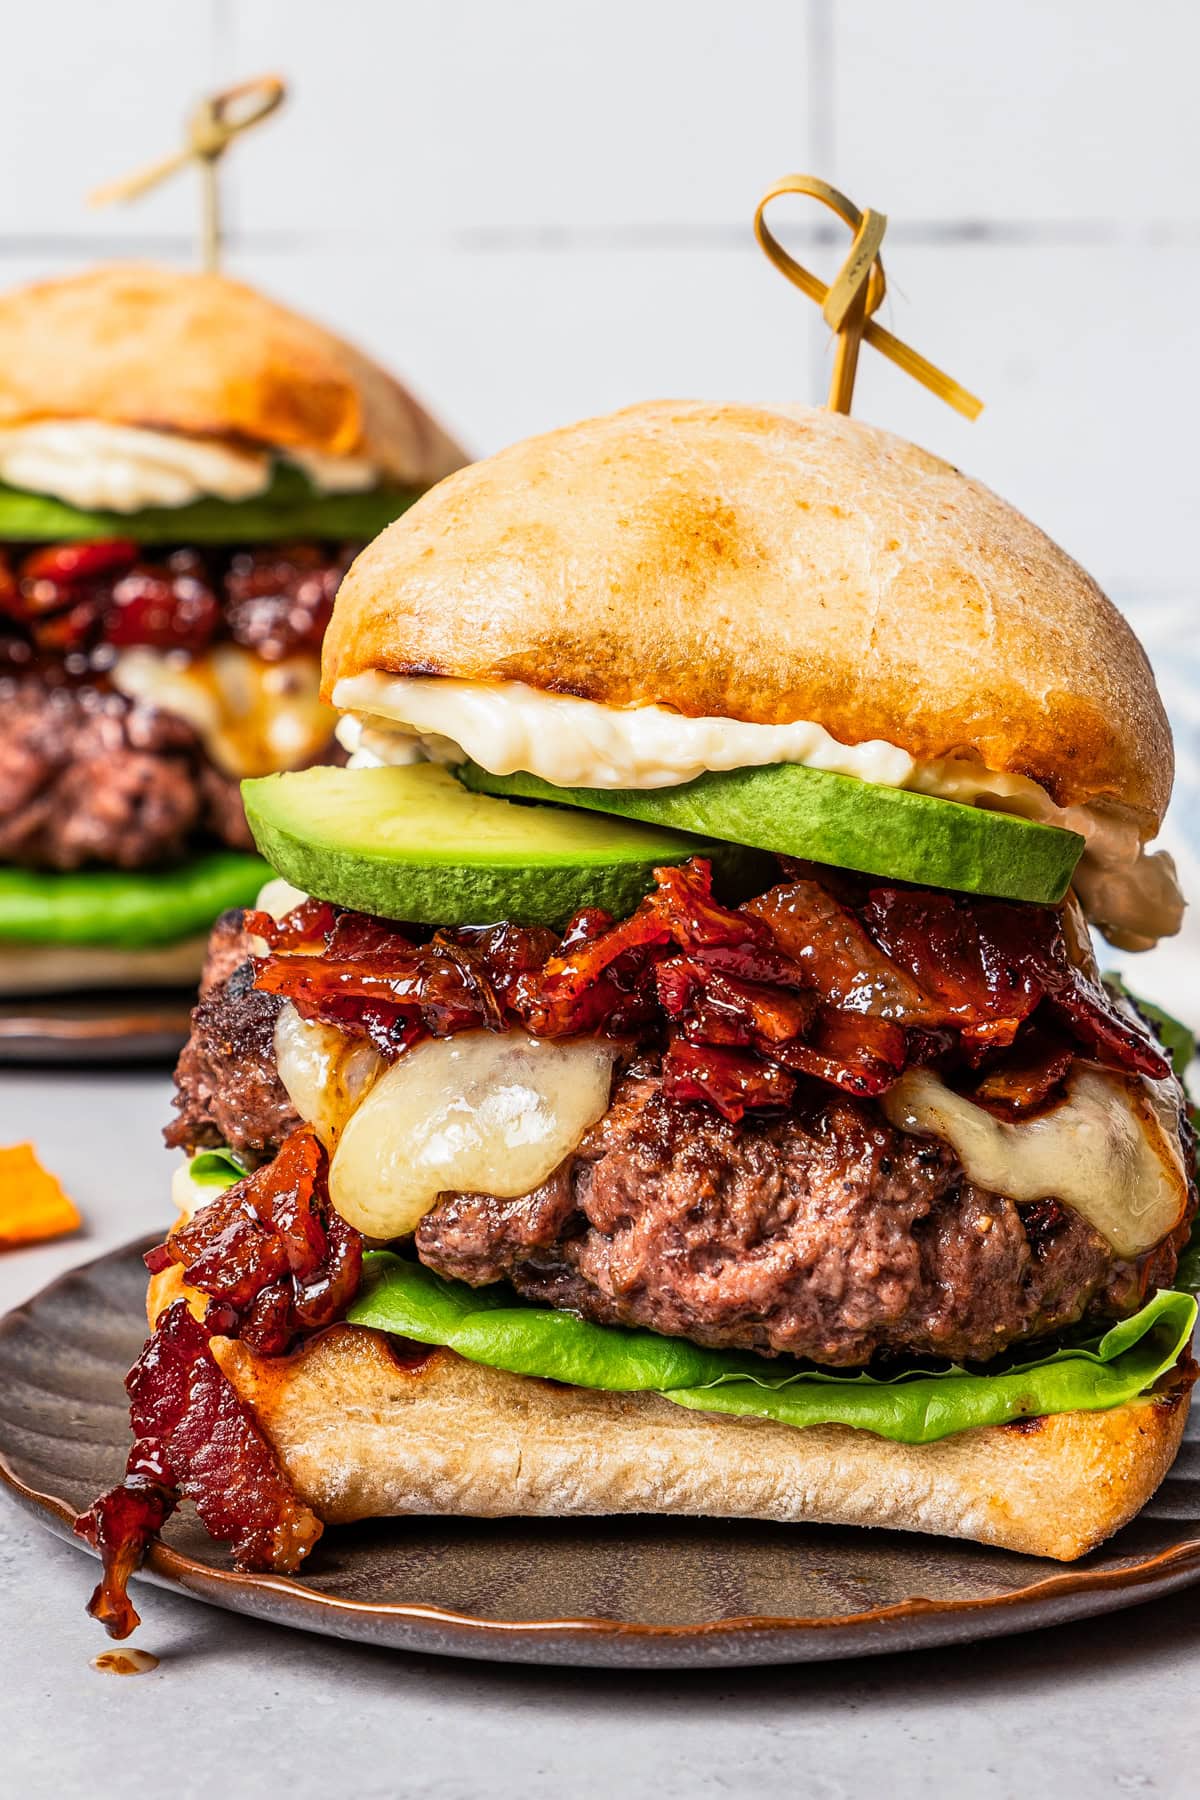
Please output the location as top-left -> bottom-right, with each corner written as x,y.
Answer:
0,851 -> 269,947
347,1252 -> 1196,1446
0,464 -> 415,545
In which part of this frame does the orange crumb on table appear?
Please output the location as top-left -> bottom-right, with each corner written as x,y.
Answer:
0,1143 -> 81,1249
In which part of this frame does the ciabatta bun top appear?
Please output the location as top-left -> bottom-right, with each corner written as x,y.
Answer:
325,400 -> 1171,827
0,264 -> 466,488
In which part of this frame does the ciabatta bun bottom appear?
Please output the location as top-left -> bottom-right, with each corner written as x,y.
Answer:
148,1266 -> 1191,1562
0,934 -> 209,996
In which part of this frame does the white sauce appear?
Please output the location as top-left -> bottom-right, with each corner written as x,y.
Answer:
112,644 -> 334,780
0,418 -> 380,511
881,1064 -> 1188,1259
325,1030 -> 619,1240
0,421 -> 270,511
331,675 -> 1184,949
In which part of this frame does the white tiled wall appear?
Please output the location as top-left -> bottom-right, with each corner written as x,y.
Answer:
2,0 -> 1198,999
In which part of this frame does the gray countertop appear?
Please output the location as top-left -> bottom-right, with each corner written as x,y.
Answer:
2,1066 -> 1198,1799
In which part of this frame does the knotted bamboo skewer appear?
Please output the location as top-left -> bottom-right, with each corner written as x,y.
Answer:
754,174 -> 983,420
89,75 -> 286,272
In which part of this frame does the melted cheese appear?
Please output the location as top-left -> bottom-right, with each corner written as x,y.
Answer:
325,1030 -> 619,1240
0,419 -> 381,511
273,1003 -> 384,1150
112,644 -> 335,779
331,675 -> 1184,949
881,1065 -> 1188,1259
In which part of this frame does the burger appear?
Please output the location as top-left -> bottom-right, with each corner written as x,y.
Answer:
76,401 -> 1197,1638
0,263 -> 464,997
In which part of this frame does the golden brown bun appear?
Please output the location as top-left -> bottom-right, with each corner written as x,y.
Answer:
0,933 -> 208,997
326,400 -> 1171,827
0,264 -> 466,487
148,1262 -> 1190,1563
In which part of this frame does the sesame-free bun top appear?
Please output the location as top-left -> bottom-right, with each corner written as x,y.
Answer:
0,263 -> 466,487
326,400 -> 1172,829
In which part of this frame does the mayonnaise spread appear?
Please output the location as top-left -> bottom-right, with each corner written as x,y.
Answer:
0,419 -> 378,511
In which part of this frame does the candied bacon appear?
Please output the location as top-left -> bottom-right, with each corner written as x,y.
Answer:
656,957 -> 817,1050
75,1437 -> 178,1640
151,1127 -> 363,1356
326,911 -> 416,958
243,898 -> 338,951
861,888 -> 1167,1076
775,1008 -> 907,1097
257,951 -> 484,1034
248,857 -> 1169,1123
104,563 -> 220,654
967,1028 -> 1076,1118
21,539 -> 138,587
75,1300 -> 322,1639
746,879 -> 942,1022
662,1038 -> 796,1121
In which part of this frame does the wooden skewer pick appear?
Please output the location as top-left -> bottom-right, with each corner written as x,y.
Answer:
754,174 -> 983,421
89,75 -> 287,273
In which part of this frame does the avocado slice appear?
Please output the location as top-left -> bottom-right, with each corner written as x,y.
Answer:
242,764 -> 763,927
0,851 -> 271,948
460,762 -> 1084,905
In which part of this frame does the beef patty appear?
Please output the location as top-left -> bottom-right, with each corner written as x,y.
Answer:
166,913 -> 300,1166
416,1063 -> 1158,1366
170,942 -> 1178,1365
0,674 -> 251,869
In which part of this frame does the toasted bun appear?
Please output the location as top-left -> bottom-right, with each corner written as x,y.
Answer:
326,401 -> 1171,827
149,1263 -> 1190,1562
0,934 -> 207,997
0,264 -> 465,487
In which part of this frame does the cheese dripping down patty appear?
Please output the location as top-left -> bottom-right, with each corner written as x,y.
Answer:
275,1007 -> 620,1241
881,1064 -> 1188,1260
331,675 -> 1184,952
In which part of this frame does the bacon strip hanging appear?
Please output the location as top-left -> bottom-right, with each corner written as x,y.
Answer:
75,1299 -> 322,1640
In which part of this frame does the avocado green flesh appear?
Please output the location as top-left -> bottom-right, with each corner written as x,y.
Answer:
242,763 -> 763,927
461,762 -> 1085,905
0,467 -> 416,545
0,851 -> 271,948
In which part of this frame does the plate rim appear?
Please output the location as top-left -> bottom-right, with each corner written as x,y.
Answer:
0,994 -> 193,1063
4,1238 -> 1200,1660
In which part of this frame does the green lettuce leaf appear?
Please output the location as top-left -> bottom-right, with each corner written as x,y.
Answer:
347,1251 -> 1196,1445
0,851 -> 270,947
0,464 -> 416,545
187,1148 -> 249,1187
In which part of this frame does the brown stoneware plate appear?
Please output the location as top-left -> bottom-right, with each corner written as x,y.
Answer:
0,995 -> 193,1064
2,1240 -> 1199,1668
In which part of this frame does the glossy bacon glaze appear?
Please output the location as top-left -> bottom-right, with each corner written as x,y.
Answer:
250,858 -> 1168,1123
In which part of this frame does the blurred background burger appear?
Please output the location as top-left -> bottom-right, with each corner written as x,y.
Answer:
0,263 -> 464,995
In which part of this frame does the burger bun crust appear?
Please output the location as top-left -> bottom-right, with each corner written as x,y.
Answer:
149,1263 -> 1191,1563
0,264 -> 466,488
326,401 -> 1171,829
